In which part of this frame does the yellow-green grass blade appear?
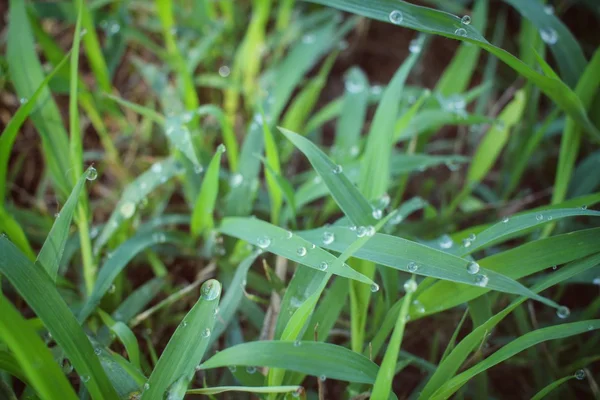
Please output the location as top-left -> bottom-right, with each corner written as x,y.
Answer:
141,279 -> 221,399
262,116 -> 283,225
197,105 -> 238,171
191,147 -> 224,237
0,238 -> 119,399
199,341 -> 379,384
306,0 -> 600,140
0,298 -> 78,400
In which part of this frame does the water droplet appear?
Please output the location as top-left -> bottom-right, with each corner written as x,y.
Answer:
182,320 -> 188,327
217,144 -> 226,153
389,10 -> 404,25
80,375 -> 90,383
502,216 -> 509,223
468,233 -> 476,241
246,366 -> 256,374
404,279 -> 418,293
228,365 -> 237,372
462,239 -> 471,248
540,28 -> 558,45
445,160 -> 460,171
455,28 -> 467,37
218,65 -> 230,77
108,21 -> 121,35
409,39 -> 422,54
86,167 -> 98,181
466,261 -> 480,275
286,231 -> 293,239
19,97 -> 28,104
118,202 -> 135,219
350,145 -> 360,157
412,299 -> 426,313
297,246 -> 307,257
439,235 -> 453,249
575,369 -> 585,380
302,34 -> 315,44
370,283 -> 380,293
320,375 -> 326,381
366,226 -> 375,236
581,205 -> 588,210
556,306 -> 570,319
257,236 -> 271,249
143,382 -> 150,391
356,226 -> 367,238
108,284 -> 116,294
536,214 -> 544,221
407,262 -> 418,273
474,274 -> 489,287
54,212 -> 60,218
202,328 -> 211,338
200,279 -> 221,301
318,261 -> 328,271
372,209 -> 382,220
350,225 -> 357,231
94,348 -> 101,355
593,277 -> 600,285
230,173 -> 243,187
461,15 -> 471,25
544,5 -> 554,15
151,163 -> 162,173
322,231 -> 335,245
552,265 -> 557,270
332,164 -> 343,174
293,340 -> 301,347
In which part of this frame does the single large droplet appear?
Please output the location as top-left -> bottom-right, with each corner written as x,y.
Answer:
218,65 -> 230,77
318,261 -> 329,271
502,216 -> 509,223
372,209 -> 383,220
455,28 -> 467,37
257,236 -> 271,249
246,366 -> 256,374
200,279 -> 221,301
286,230 -> 293,239
461,15 -> 471,25
439,235 -> 453,249
407,262 -> 418,273
468,233 -> 476,241
86,167 -> 98,181
80,375 -> 90,383
217,144 -> 227,153
389,10 -> 404,24
194,165 -> 204,174
357,226 -> 367,238
536,213 -> 544,221
556,306 -> 570,319
404,279 -> 418,293
322,231 -> 335,245
297,246 -> 307,257
202,328 -> 211,338
466,261 -> 480,275
230,173 -> 243,187
474,274 -> 489,287
332,165 -> 343,174
370,283 -> 380,293
575,369 -> 586,380
120,202 -> 136,219
143,382 -> 150,391
540,28 -> 558,45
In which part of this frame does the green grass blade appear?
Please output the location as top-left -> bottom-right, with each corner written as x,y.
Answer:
97,310 -> 141,370
531,376 -> 575,400
188,386 -> 301,395
0,298 -> 78,400
0,238 -> 119,399
430,321 -> 600,399
306,0 -> 600,140
191,147 -> 224,237
219,217 -> 375,285
335,67 -> 369,159
262,118 -> 283,225
141,279 -> 221,399
0,350 -> 28,386
93,158 -> 182,254
197,105 -> 238,172
280,127 -> 375,226
79,3 -> 111,92
163,115 -> 201,166
199,341 -> 379,384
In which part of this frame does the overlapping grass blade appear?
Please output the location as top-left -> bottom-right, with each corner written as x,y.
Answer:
191,147 -> 224,237
163,115 -> 201,166
0,298 -> 77,400
0,238 -> 119,399
141,279 -> 221,399
97,310 -> 141,370
187,386 -> 301,395
306,0 -> 600,140
531,376 -> 575,400
199,341 -> 379,384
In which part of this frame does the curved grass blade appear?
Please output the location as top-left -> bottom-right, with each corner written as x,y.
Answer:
0,351 -> 29,386
531,376 -> 575,400
0,298 -> 77,400
93,158 -> 181,253
97,310 -> 141,370
187,386 -> 301,395
199,341 -> 379,384
0,238 -> 119,399
279,127 -> 375,226
163,115 -> 201,166
306,0 -> 600,140
80,231 -> 185,322
191,147 -> 224,237
430,320 -> 600,400
141,279 -> 221,399
219,217 -> 374,285
36,169 -> 89,281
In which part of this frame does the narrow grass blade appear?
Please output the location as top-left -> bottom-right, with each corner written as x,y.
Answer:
430,321 -> 600,399
164,115 -> 201,166
280,127 -> 375,226
306,0 -> 600,139
97,311 -> 141,370
197,105 -> 238,171
219,217 -> 375,285
141,279 -> 221,399
335,67 -> 369,160
0,238 -> 119,399
531,376 -> 575,400
262,118 -> 283,225
81,231 -> 185,322
188,386 -> 301,395
191,148 -> 224,237
199,341 -> 379,384
0,298 -> 78,400
0,351 -> 28,385
93,158 -> 181,253
391,154 -> 468,174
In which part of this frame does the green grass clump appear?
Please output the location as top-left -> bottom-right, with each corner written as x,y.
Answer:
1,0 -> 599,399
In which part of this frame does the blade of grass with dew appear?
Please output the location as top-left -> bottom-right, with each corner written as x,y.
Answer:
418,252 -> 600,399
305,0 -> 600,140
36,169 -> 89,281
80,231 -> 186,322
391,153 -> 469,174
93,158 -> 182,254
531,376 -> 575,400
191,147 -> 224,237
188,386 -> 301,396
97,310 -> 141,370
94,349 -> 145,397
397,110 -> 493,141
7,0 -> 72,197
199,341 -> 379,384
392,89 -> 431,141
503,0 -> 586,87
0,298 -> 78,400
219,217 -> 374,285
141,279 -> 221,399
260,157 -> 298,227
359,33 -> 423,200
0,238 -> 119,399
209,252 -> 259,345
262,116 -> 283,225
163,114 -> 201,167
197,105 -> 239,171
104,93 -> 165,124
371,277 -> 416,399
430,320 -> 600,400
435,0 -> 488,95
335,67 -> 369,160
